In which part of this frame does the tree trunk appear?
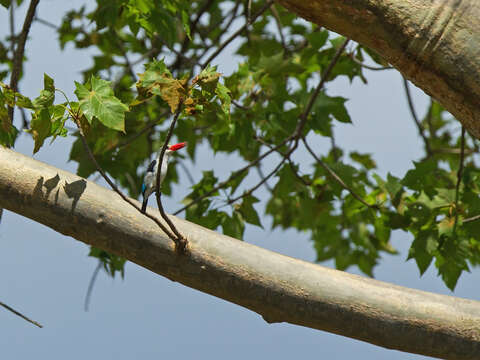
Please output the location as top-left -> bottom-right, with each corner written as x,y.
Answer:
1,146 -> 479,359
277,0 -> 480,137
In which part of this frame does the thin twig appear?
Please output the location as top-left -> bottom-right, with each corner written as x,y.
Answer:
8,0 -> 40,125
255,136 -> 311,186
0,301 -> 42,328
84,260 -> 102,312
453,126 -> 466,234
201,0 -> 274,68
34,16 -> 58,29
155,104 -> 187,250
9,1 -> 15,55
255,163 -> 272,192
270,3 -> 287,52
463,214 -> 480,223
216,156 -> 287,210
348,54 -> 393,71
247,0 -> 252,24
179,161 -> 195,185
170,0 -> 216,70
294,38 -> 350,137
403,77 -> 432,156
302,137 -> 376,209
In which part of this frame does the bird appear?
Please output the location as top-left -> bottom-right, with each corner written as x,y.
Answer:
141,142 -> 186,213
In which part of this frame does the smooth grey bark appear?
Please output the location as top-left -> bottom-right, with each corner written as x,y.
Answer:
277,0 -> 480,137
1,146 -> 479,359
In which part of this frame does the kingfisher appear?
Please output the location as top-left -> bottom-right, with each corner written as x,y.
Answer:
141,142 -> 187,213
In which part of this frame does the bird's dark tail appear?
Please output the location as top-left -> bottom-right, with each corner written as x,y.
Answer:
141,197 -> 148,213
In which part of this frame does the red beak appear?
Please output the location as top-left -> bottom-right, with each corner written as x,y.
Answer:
168,142 -> 187,151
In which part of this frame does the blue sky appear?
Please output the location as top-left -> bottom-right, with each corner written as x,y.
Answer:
1,1 -> 478,359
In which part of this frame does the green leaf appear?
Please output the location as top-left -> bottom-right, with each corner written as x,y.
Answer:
350,152 -> 376,169
88,246 -> 126,279
238,195 -> 262,228
182,9 -> 191,40
75,76 -> 128,132
33,74 -> 55,109
221,211 -> 245,239
215,82 -> 231,118
385,173 -> 402,198
0,0 -> 11,9
29,108 -> 52,153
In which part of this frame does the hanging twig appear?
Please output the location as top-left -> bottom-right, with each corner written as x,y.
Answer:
453,126 -> 466,234
293,38 -> 350,138
84,260 -> 102,312
403,77 -> 432,156
0,301 -> 42,328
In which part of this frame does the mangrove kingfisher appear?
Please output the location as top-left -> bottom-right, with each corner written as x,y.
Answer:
141,142 -> 186,213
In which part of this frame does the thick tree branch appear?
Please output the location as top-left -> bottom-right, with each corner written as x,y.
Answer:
276,0 -> 480,138
0,147 -> 479,360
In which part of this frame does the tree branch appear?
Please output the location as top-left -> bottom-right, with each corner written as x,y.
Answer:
275,0 -> 480,139
8,0 -> 40,125
0,300 -> 42,328
1,146 -> 479,360
84,260 -> 102,312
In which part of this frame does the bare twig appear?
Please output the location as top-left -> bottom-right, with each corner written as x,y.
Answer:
8,0 -> 40,125
84,260 -> 102,312
0,301 -> 42,328
453,126 -> 466,234
403,77 -> 432,156
9,1 -> 15,55
155,104 -> 187,250
34,16 -> 58,29
302,137 -> 376,209
463,214 -> 480,223
294,38 -> 350,137
255,164 -> 273,192
179,161 -> 195,185
270,3 -> 287,52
